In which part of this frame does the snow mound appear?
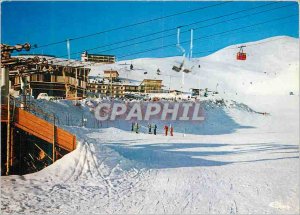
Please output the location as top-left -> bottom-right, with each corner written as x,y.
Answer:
27,97 -> 264,136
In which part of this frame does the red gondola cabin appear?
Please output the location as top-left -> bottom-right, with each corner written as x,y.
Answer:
237,52 -> 246,60
236,45 -> 247,61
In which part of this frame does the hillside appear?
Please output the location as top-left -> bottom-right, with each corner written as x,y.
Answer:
1,36 -> 299,214
89,36 -> 299,96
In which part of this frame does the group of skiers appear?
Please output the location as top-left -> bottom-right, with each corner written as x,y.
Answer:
131,122 -> 140,133
164,125 -> 174,136
131,122 -> 158,135
131,122 -> 174,136
147,123 -> 157,135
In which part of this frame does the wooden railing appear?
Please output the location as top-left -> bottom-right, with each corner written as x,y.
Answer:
14,108 -> 76,151
1,104 -> 76,152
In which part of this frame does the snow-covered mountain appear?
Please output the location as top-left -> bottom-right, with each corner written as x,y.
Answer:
89,36 -> 299,96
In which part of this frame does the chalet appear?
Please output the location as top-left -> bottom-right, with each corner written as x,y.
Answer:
89,79 -> 163,96
103,70 -> 119,81
10,55 -> 90,99
81,51 -> 115,64
124,84 -> 139,93
140,79 -> 163,93
88,82 -> 139,97
89,82 -> 124,97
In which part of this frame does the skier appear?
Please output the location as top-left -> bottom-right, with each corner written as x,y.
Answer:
130,64 -> 134,70
204,88 -> 208,97
170,125 -> 174,136
136,123 -> 139,134
164,125 -> 169,136
148,123 -> 152,134
153,124 -> 157,135
131,122 -> 134,132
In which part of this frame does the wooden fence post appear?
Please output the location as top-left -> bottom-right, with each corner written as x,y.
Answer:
10,127 -> 14,167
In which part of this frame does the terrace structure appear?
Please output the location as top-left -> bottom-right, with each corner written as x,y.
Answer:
139,79 -> 163,93
88,81 -> 140,97
10,55 -> 90,99
1,45 -> 77,176
103,70 -> 119,82
81,51 -> 115,64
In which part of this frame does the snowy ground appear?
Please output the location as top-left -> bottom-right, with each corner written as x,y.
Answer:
1,95 -> 298,214
1,36 -> 299,214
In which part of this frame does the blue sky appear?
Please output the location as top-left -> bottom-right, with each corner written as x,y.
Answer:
1,1 -> 299,60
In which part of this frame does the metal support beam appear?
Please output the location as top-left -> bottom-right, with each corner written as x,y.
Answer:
6,97 -> 11,175
1,67 -> 9,104
190,29 -> 193,59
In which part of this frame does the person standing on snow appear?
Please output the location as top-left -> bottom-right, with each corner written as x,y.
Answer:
164,125 -> 169,136
148,123 -> 152,134
136,123 -> 140,134
153,124 -> 157,135
170,125 -> 174,136
131,122 -> 134,132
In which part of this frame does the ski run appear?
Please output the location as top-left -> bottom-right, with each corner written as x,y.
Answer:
1,36 -> 299,214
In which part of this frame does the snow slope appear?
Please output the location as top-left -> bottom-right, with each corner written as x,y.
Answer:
1,98 -> 298,214
89,36 -> 299,96
1,36 -> 299,214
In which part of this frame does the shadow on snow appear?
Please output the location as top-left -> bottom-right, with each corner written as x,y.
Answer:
104,142 -> 299,169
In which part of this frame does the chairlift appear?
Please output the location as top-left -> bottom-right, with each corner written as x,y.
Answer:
183,68 -> 192,73
157,68 -> 161,75
237,45 -> 247,60
172,27 -> 186,72
172,27 -> 194,74
172,61 -> 184,72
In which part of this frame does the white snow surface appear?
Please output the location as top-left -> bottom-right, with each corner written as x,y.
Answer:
89,36 -> 299,96
1,36 -> 299,214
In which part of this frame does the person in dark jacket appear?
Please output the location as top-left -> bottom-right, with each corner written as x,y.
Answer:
148,123 -> 152,134
153,124 -> 157,135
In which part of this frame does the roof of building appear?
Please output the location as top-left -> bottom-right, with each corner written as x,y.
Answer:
104,70 -> 119,73
15,55 -> 92,68
89,82 -> 139,87
142,79 -> 162,81
83,51 -> 115,57
141,79 -> 163,83
18,53 -> 56,57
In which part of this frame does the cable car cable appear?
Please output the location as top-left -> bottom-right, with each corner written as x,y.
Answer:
37,2 -> 293,63
117,14 -> 297,59
93,2 -> 294,55
62,2 -> 278,55
32,2 -> 231,50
